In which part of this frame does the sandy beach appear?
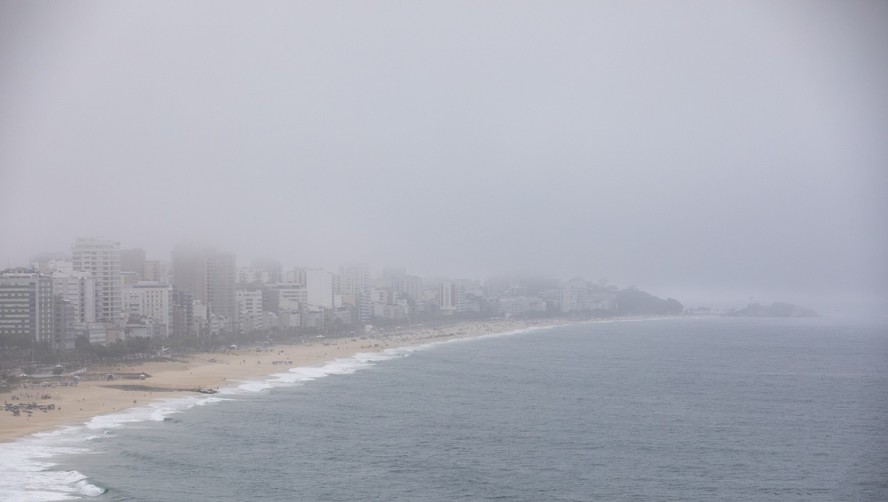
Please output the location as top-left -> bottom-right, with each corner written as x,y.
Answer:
0,318 -> 566,443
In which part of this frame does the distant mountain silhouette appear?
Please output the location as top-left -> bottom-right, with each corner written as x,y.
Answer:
615,288 -> 683,315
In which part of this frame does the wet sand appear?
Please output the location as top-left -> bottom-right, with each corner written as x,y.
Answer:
0,318 -> 567,443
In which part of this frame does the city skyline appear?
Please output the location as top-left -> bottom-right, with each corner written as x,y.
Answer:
3,231 -> 881,313
5,235 -> 677,350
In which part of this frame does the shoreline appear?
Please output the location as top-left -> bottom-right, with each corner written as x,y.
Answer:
0,318 -> 570,444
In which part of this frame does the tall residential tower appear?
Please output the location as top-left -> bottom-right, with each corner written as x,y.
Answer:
72,238 -> 122,325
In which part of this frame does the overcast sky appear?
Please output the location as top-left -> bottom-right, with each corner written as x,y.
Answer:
1,1 -> 886,308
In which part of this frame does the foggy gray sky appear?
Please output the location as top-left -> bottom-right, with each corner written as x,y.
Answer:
1,1 -> 886,307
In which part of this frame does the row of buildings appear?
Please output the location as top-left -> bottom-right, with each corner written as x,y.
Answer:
0,238 -> 617,350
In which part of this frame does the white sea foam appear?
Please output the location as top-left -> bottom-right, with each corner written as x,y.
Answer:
82,394 -> 225,431
353,351 -> 400,363
221,349 -> 408,394
225,380 -> 275,394
0,433 -> 105,501
0,392 -> 228,500
74,479 -> 105,497
222,325 -> 558,396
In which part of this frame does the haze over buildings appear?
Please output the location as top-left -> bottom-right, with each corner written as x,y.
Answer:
6,235 -> 663,349
1,1 -> 886,310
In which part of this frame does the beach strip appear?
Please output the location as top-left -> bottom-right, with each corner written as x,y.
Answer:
0,318 -> 565,443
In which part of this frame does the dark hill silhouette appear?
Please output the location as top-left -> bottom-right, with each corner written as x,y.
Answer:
615,288 -> 683,315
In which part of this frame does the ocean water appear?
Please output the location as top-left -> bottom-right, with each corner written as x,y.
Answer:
1,316 -> 886,501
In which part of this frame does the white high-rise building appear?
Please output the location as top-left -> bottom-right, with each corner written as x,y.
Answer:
72,238 -> 122,325
52,270 -> 96,324
274,285 -> 307,312
439,282 -> 465,313
236,290 -> 263,318
236,289 -> 264,330
123,281 -> 172,337
335,264 -> 372,297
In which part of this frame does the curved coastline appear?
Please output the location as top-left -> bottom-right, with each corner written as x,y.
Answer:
0,318 -> 570,444
0,315 -> 695,500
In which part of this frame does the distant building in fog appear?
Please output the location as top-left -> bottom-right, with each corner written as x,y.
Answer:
120,248 -> 146,279
206,253 -> 237,326
560,277 -> 616,312
284,267 -> 306,286
251,258 -> 282,284
237,267 -> 271,285
171,242 -> 209,304
305,268 -> 334,309
171,243 -> 237,329
142,260 -> 169,282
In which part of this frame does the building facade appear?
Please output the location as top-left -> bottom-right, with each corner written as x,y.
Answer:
0,270 -> 55,346
53,295 -> 76,349
123,281 -> 173,337
72,238 -> 122,324
51,270 -> 96,324
236,289 -> 264,331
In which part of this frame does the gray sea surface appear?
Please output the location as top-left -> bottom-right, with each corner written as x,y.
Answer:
4,316 -> 887,501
